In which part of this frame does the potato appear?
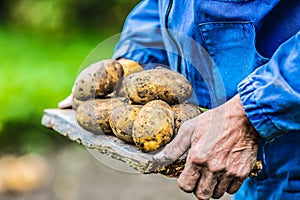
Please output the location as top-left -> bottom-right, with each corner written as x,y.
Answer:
72,97 -> 84,110
109,105 -> 142,143
76,98 -> 127,135
117,59 -> 143,77
114,60 -> 144,97
115,80 -> 128,97
73,60 -> 123,101
133,100 -> 174,152
124,67 -> 192,104
172,104 -> 202,134
72,93 -> 116,111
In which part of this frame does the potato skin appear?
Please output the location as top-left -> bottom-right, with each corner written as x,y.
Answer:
117,59 -> 143,78
115,80 -> 128,97
76,98 -> 127,135
72,93 -> 116,111
114,60 -> 144,97
109,105 -> 142,143
72,97 -> 84,110
73,60 -> 124,101
133,100 -> 174,152
124,67 -> 192,104
172,104 -> 202,134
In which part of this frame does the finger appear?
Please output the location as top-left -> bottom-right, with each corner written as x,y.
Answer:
58,94 -> 73,109
177,163 -> 202,193
226,179 -> 244,194
212,176 -> 232,199
194,170 -> 218,200
153,122 -> 193,161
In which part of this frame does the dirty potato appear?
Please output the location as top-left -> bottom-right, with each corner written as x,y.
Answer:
133,100 -> 174,152
124,67 -> 192,104
72,97 -> 84,110
172,104 -> 202,134
114,60 -> 144,97
72,93 -> 116,111
115,80 -> 128,97
109,105 -> 142,143
76,98 -> 127,135
117,59 -> 143,77
73,60 -> 123,101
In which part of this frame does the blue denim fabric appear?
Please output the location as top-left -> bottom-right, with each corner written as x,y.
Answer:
235,132 -> 300,200
238,32 -> 300,139
113,0 -> 169,67
113,1 -> 300,199
113,0 -> 300,106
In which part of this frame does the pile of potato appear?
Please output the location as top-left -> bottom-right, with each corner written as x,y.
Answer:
73,60 -> 202,152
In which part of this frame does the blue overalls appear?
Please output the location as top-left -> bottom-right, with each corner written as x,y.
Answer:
113,0 -> 300,199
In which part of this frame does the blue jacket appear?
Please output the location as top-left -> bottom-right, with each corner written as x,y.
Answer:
113,0 -> 300,139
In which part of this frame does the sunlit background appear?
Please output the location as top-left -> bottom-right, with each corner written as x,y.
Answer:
0,0 -> 140,154
0,1 -> 231,199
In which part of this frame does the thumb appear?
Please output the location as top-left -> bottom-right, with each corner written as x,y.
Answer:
153,120 -> 194,162
58,93 -> 73,109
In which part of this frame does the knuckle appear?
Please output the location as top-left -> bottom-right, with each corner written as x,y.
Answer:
226,169 -> 240,178
189,155 -> 199,165
196,188 -> 212,200
226,170 -> 248,180
208,163 -> 226,173
178,181 -> 193,193
187,151 -> 203,165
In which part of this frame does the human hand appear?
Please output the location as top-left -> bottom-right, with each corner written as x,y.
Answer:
58,93 -> 73,109
154,95 -> 260,199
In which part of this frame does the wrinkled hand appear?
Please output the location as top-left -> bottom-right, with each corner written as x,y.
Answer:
154,95 -> 260,199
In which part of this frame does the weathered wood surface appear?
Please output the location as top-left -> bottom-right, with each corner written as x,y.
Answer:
41,109 -> 185,176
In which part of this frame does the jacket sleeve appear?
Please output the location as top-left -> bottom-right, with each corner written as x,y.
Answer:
238,31 -> 300,139
112,0 -> 169,67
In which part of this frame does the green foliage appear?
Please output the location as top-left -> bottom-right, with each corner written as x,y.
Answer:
1,28 -> 90,122
2,0 -> 140,32
0,28 -> 94,153
0,28 -> 119,153
0,0 -> 140,154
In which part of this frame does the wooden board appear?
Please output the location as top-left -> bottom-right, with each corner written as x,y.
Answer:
41,109 -> 185,177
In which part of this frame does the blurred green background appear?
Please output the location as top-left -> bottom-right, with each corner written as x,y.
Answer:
0,0 -> 140,154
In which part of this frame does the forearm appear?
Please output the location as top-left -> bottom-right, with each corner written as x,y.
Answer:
113,0 -> 169,67
238,31 -> 300,139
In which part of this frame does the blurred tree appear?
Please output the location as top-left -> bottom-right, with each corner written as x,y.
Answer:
1,0 -> 140,32
0,0 -> 140,154
0,0 -> 10,23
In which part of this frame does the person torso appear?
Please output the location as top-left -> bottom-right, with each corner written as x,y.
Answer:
157,0 -> 300,108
